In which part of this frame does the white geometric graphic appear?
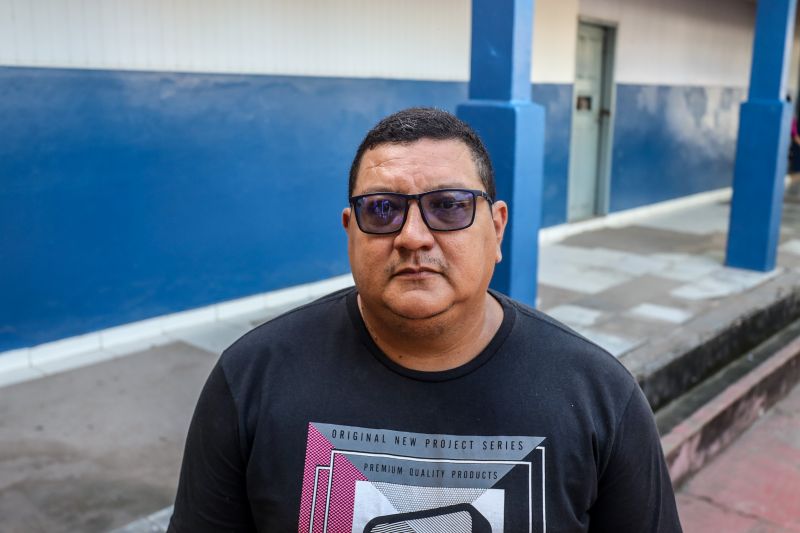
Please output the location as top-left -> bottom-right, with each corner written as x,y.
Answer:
351,481 -> 504,533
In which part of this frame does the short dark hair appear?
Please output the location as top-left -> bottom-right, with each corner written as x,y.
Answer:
348,107 -> 495,200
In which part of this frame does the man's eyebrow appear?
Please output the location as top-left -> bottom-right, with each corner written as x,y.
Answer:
356,186 -> 400,195
356,182 -> 473,195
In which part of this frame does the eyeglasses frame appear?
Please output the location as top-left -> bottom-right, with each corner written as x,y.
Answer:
349,188 -> 494,235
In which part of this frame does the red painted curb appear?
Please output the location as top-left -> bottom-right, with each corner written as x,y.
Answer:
662,333 -> 800,486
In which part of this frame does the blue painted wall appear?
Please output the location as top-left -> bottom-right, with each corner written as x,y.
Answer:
609,84 -> 745,212
0,67 -> 572,351
533,84 -> 572,226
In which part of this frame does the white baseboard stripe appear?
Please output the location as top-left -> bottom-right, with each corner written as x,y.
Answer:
0,273 -> 354,389
539,187 -> 733,245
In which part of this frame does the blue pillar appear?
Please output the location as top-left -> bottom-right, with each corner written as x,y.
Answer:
726,0 -> 797,271
457,0 -> 545,307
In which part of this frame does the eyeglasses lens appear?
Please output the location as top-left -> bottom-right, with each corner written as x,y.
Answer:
421,190 -> 475,231
355,195 -> 407,233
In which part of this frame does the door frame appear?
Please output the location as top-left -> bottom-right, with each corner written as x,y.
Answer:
568,18 -> 617,219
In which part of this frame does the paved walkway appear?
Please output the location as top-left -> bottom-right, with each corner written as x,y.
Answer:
677,380 -> 800,532
3,197 -> 800,531
538,200 -> 800,359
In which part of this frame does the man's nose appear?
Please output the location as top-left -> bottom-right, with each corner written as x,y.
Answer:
394,202 -> 435,250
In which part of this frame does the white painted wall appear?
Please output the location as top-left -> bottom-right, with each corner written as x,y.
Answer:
3,0 -> 778,89
788,11 -> 800,99
0,0 -> 574,84
533,0 -> 578,83
579,0 -> 756,87
0,0 -> 470,80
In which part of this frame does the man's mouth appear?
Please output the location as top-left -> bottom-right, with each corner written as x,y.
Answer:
393,266 -> 441,278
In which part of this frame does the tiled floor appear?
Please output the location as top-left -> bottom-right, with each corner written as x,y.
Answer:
628,302 -> 693,324
639,201 -> 732,235
535,201 -> 800,358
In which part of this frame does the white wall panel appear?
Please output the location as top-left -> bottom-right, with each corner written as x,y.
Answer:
0,0 -> 785,89
579,0 -> 756,87
0,0 -> 469,80
787,14 -> 800,98
0,0 -> 572,84
532,0 -> 578,83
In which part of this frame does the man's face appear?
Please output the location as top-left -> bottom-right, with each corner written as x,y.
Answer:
342,138 -> 508,322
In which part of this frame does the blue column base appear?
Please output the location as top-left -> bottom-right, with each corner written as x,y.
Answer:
457,100 -> 545,307
726,99 -> 792,271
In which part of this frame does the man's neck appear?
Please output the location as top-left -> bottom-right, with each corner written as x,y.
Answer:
357,292 -> 504,372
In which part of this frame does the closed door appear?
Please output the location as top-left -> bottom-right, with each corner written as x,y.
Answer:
568,23 -> 607,221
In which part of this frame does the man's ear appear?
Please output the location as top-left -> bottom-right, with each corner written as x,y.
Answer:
342,207 -> 351,231
491,200 -> 508,263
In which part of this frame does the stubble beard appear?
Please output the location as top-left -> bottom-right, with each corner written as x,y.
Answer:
383,253 -> 448,277
357,257 -> 454,339
381,298 -> 454,339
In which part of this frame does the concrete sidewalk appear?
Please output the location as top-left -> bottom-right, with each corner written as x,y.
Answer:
3,196 -> 800,531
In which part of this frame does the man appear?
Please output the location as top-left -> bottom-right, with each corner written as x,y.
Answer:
169,108 -> 682,532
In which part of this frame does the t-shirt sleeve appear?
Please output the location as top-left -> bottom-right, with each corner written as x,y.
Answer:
167,363 -> 255,532
588,385 -> 683,533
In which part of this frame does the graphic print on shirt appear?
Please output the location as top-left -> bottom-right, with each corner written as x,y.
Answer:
298,422 -> 546,533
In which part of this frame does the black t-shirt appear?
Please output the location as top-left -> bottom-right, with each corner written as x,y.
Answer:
169,287 -> 682,532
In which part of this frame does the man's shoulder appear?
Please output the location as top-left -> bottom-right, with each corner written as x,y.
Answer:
495,291 -> 605,351
494,291 -> 636,382
220,286 -> 355,365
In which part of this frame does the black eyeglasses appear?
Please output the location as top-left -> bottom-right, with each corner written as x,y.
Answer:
349,188 -> 493,234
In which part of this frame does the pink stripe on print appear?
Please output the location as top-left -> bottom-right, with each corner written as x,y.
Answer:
298,423 -> 335,533
325,454 -> 368,532
312,469 -> 329,532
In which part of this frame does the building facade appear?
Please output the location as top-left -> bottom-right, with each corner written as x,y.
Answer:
0,0 -> 796,352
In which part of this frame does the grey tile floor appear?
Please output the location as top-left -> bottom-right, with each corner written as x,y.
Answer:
535,201 -> 800,358
6,199 -> 800,532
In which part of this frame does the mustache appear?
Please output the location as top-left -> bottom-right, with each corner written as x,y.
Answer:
384,255 -> 447,276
